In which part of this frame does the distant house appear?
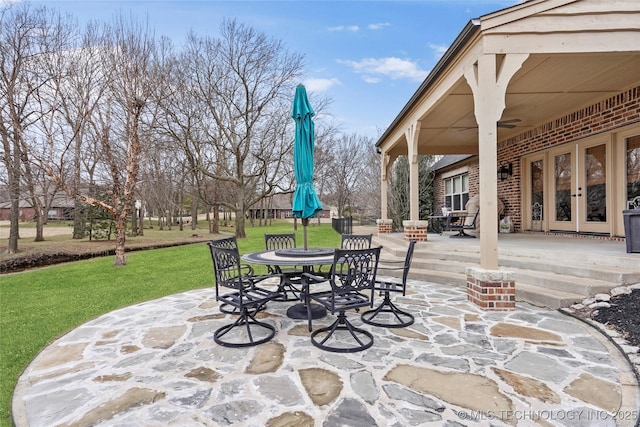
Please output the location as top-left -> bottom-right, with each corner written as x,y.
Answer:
0,194 -> 75,222
247,193 -> 330,220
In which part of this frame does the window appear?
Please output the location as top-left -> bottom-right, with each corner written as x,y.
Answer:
627,135 -> 640,209
444,174 -> 469,211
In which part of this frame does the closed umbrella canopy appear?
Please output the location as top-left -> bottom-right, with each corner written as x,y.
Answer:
291,84 -> 323,220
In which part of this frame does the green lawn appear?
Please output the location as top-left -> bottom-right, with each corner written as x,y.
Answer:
0,221 -> 341,427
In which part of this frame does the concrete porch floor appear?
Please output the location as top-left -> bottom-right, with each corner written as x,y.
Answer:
374,229 -> 634,264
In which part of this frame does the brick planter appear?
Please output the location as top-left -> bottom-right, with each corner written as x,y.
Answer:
376,219 -> 393,234
402,220 -> 428,241
466,267 -> 515,311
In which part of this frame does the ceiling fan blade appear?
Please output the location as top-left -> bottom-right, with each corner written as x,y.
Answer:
497,118 -> 521,128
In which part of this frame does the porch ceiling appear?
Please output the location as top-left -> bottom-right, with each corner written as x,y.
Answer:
410,52 -> 640,156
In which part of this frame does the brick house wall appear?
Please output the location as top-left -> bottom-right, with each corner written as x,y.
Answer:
433,86 -> 640,231
499,85 -> 640,231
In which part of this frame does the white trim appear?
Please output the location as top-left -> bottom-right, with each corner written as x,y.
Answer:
442,166 -> 469,179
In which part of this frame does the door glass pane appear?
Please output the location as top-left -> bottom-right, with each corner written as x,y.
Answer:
531,160 -> 543,220
627,135 -> 640,208
585,144 -> 606,222
555,153 -> 572,221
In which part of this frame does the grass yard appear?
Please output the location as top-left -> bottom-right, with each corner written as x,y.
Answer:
0,220 -> 341,427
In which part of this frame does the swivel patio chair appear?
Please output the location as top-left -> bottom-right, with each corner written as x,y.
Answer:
313,233 -> 373,278
302,246 -> 381,353
264,233 -> 303,301
340,233 -> 373,250
208,236 -> 259,314
361,240 -> 416,328
208,244 -> 280,347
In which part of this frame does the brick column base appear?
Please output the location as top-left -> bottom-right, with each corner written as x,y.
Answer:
466,267 -> 515,311
402,220 -> 428,241
376,219 -> 393,234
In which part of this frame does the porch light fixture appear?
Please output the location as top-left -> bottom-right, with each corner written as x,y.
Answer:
497,161 -> 513,181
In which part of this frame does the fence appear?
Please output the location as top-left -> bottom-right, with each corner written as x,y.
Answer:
331,216 -> 353,234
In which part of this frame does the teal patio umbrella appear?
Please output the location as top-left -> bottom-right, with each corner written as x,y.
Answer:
291,84 -> 323,250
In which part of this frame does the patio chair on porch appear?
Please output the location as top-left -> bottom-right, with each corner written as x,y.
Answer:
301,246 -> 381,353
208,243 -> 280,347
341,233 -> 373,249
443,210 -> 479,238
264,233 -> 302,301
361,240 -> 416,328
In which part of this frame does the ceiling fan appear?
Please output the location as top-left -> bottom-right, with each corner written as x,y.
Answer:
458,118 -> 521,132
497,118 -> 521,128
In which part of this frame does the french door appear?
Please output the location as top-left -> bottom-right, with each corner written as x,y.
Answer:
548,139 -> 610,233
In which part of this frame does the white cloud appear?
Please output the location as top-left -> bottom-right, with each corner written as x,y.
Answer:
304,77 -> 341,92
428,43 -> 448,59
337,57 -> 428,83
363,76 -> 381,84
328,25 -> 359,32
368,22 -> 390,30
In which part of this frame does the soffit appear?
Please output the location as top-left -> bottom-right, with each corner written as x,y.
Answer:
412,52 -> 640,156
378,0 -> 640,159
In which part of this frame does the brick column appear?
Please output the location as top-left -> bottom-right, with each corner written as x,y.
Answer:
376,219 -> 393,234
466,267 -> 515,311
402,220 -> 428,241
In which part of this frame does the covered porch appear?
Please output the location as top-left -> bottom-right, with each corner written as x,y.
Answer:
375,0 -> 640,277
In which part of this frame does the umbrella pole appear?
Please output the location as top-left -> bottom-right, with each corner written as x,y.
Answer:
302,218 -> 309,251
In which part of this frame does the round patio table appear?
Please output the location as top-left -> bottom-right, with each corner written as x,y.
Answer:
241,248 -> 335,320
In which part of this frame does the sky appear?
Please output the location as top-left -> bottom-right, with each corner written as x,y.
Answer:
30,0 -> 523,139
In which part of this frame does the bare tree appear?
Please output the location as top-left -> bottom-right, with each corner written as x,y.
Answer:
326,133 -> 371,218
351,142 -> 381,221
41,15 -> 160,265
0,3 -> 69,252
178,19 -> 304,238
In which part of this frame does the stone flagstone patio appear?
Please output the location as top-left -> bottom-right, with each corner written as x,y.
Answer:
12,279 -> 640,426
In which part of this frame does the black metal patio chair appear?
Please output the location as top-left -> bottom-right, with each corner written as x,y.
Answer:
264,233 -> 303,301
301,246 -> 381,353
208,236 -> 261,314
208,243 -> 280,347
361,240 -> 416,328
340,233 -> 373,250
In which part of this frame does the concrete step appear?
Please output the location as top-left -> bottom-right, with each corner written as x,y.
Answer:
381,238 -> 636,287
372,232 -> 636,309
498,256 -> 640,285
403,267 -> 584,309
514,282 -> 585,309
506,268 -> 619,297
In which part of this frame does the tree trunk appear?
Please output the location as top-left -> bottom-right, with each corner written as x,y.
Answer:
6,150 -> 21,253
7,193 -> 20,253
191,198 -> 198,231
212,206 -> 219,234
114,213 -> 127,266
235,202 -> 246,238
34,210 -> 45,242
73,199 -> 84,239
138,201 -> 144,236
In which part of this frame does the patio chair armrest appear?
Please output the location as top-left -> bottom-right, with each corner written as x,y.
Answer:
240,263 -> 255,276
300,271 -> 327,285
248,273 -> 280,285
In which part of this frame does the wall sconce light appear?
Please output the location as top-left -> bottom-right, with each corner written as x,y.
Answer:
497,161 -> 513,181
